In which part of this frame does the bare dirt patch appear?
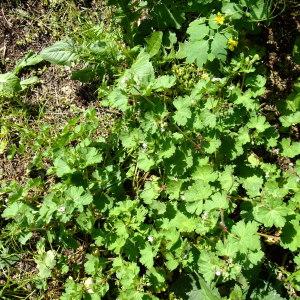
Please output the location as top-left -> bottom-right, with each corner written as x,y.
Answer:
0,0 -> 115,183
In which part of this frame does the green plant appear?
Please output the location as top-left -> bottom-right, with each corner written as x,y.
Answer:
106,0 -> 273,44
0,52 -> 42,99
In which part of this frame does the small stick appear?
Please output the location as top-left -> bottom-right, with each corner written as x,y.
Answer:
257,232 -> 280,242
1,8 -> 12,28
1,42 -> 7,65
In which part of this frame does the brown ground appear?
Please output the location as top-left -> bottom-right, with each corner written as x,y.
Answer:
261,2 -> 300,170
0,0 -> 105,70
264,2 -> 300,98
0,0 -> 115,183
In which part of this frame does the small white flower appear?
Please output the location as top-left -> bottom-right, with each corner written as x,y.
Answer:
212,77 -> 222,82
181,195 -> 186,201
277,271 -> 284,280
215,270 -> 222,276
142,142 -> 148,149
202,211 -> 209,219
58,206 -> 65,213
84,278 -> 93,287
120,76 -> 129,85
289,162 -> 293,167
87,288 -> 94,295
265,172 -> 269,178
84,278 -> 94,294
147,236 -> 154,243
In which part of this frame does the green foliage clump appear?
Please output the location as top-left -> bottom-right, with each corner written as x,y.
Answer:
0,53 -> 42,98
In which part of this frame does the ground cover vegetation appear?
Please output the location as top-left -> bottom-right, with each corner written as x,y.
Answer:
0,0 -> 300,299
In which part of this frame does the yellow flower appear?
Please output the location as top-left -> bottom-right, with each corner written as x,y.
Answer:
214,13 -> 225,25
228,38 -> 238,51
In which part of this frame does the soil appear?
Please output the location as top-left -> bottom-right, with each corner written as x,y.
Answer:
1,1 -> 53,71
263,3 -> 300,99
0,0 -> 115,183
0,0 -> 105,71
260,3 -> 300,171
